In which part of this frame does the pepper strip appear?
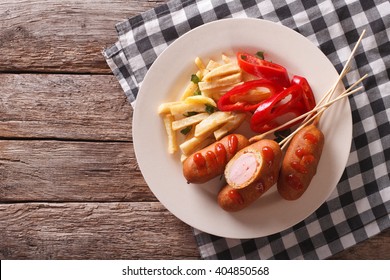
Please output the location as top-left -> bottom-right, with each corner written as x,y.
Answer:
217,79 -> 283,112
237,52 -> 290,88
250,84 -> 308,133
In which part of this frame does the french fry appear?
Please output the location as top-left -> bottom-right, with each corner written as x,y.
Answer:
195,57 -> 206,70
229,88 -> 271,103
191,137 -> 215,154
169,103 -> 206,117
183,124 -> 195,140
221,53 -> 231,64
202,63 -> 241,82
172,112 -> 209,131
158,101 -> 182,114
180,83 -> 198,101
184,95 -> 217,107
214,113 -> 247,140
205,60 -> 221,71
162,114 -> 178,154
180,153 -> 189,163
180,133 -> 214,156
194,111 -> 233,138
198,72 -> 242,91
201,82 -> 243,99
159,53 -> 249,156
180,70 -> 204,100
241,71 -> 258,82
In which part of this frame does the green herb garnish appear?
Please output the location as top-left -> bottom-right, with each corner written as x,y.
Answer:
183,111 -> 198,117
180,126 -> 192,135
193,88 -> 201,95
255,51 -> 265,60
191,74 -> 200,84
205,104 -> 217,114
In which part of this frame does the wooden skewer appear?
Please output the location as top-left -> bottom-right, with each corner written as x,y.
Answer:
249,74 -> 367,143
248,66 -> 353,144
279,84 -> 364,148
279,74 -> 367,149
314,29 -> 366,122
314,65 -> 351,109
293,66 -> 351,128
249,29 -> 366,146
278,85 -> 364,148
306,28 -> 365,115
279,72 -> 368,149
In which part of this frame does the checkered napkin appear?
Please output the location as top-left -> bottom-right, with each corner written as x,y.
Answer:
103,0 -> 390,259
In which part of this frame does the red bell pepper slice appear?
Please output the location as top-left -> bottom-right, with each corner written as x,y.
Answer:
237,52 -> 290,88
217,79 -> 284,112
291,75 -> 316,111
250,84 -> 308,133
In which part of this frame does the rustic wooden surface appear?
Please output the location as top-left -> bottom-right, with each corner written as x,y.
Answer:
0,0 -> 389,260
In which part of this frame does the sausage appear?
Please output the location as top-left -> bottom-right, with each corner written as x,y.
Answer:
217,139 -> 282,212
277,124 -> 324,200
183,134 -> 249,184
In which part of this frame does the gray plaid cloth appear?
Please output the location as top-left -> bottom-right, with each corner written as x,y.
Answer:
103,0 -> 390,259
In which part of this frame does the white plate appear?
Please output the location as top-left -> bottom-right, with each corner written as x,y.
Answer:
133,18 -> 352,239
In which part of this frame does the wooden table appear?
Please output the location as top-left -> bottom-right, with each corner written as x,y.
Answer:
0,0 -> 389,260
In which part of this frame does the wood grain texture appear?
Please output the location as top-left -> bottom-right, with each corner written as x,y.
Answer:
0,140 -> 155,202
0,0 -> 168,73
0,202 -> 200,259
329,228 -> 390,260
0,74 -> 132,140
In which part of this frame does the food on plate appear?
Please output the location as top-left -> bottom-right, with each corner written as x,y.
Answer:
275,72 -> 367,200
213,113 -> 247,140
237,52 -> 290,88
199,64 -> 241,88
194,111 -> 234,138
199,61 -> 243,101
277,123 -> 324,200
217,79 -> 283,112
178,111 -> 245,157
171,112 -> 209,131
214,63 -> 316,136
159,50 -> 322,189
159,50 -> 324,197
179,70 -> 205,100
159,51 -> 319,161
153,30 -> 366,220
217,139 -> 282,212
183,134 -> 249,184
250,83 -> 316,133
158,54 -> 246,158
162,114 -> 177,154
202,63 -> 240,81
291,75 -> 316,110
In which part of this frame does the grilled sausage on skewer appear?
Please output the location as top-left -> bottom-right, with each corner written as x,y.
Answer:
218,139 -> 282,211
277,124 -> 324,200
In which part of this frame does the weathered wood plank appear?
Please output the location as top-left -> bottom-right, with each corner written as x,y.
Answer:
329,228 -> 390,260
0,140 -> 156,202
0,0 -> 168,73
0,202 -> 200,259
0,74 -> 132,140
0,201 -> 388,259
